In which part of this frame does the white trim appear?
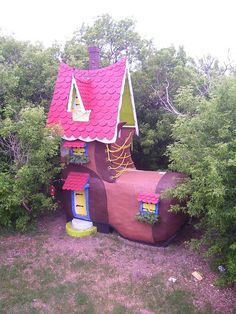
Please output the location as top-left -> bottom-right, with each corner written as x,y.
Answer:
63,60 -> 138,144
108,63 -> 128,143
122,125 -> 136,128
62,135 -> 116,144
67,77 -> 74,111
126,61 -> 139,136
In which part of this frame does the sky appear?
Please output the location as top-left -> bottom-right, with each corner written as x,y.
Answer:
1,0 -> 236,63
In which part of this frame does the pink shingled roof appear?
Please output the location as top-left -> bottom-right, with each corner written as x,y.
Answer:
137,193 -> 160,204
63,140 -> 86,148
47,59 -> 128,143
62,172 -> 89,190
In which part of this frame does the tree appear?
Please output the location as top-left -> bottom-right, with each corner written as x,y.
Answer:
167,77 -> 236,285
0,107 -> 61,231
195,55 -> 234,98
64,14 -> 154,68
63,18 -> 200,171
0,34 -> 60,115
132,46 -> 198,170
0,35 -> 62,231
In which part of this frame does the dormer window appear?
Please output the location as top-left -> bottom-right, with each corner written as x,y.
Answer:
68,76 -> 91,122
74,96 -> 80,110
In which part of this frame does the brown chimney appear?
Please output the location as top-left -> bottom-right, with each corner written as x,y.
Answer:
88,47 -> 100,70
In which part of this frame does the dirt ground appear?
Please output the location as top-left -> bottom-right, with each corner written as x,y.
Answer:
0,210 -> 235,314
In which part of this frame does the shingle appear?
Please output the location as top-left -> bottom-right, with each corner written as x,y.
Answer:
137,193 -> 160,204
62,172 -> 89,190
47,59 -> 127,142
63,140 -> 86,148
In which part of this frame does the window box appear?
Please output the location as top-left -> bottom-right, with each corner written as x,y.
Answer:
63,140 -> 89,164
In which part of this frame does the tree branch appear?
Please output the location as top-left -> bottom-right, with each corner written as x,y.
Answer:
22,200 -> 32,212
0,133 -> 30,168
151,81 -> 186,117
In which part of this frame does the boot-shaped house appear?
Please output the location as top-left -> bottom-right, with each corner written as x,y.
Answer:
47,47 -> 186,244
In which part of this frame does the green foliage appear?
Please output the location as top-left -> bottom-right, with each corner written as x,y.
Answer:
64,17 -> 202,171
132,46 -> 197,169
168,77 -> 236,285
63,43 -> 88,68
64,14 -> 154,68
166,289 -> 197,314
0,34 -> 59,115
1,18 -> 235,286
0,34 -> 61,231
15,216 -> 30,232
135,213 -> 160,225
0,107 -> 61,231
68,154 -> 89,165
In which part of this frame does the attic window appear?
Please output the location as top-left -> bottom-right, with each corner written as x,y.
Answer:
68,76 -> 91,122
137,193 -> 160,216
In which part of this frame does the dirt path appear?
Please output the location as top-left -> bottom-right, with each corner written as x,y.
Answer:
0,211 -> 235,314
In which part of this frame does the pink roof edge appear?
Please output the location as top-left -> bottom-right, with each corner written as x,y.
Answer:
137,192 -> 160,204
62,172 -> 90,190
63,140 -> 86,148
47,59 -> 138,144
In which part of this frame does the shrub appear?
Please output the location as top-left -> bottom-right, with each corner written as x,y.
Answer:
167,77 -> 236,285
0,107 -> 61,231
135,213 -> 160,225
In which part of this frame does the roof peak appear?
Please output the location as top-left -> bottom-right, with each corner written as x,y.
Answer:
60,58 -> 127,73
47,58 -> 138,143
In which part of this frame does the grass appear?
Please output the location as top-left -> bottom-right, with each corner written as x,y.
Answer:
69,259 -> 97,272
0,259 -> 94,314
112,303 -> 133,314
109,273 -> 214,314
0,260 -> 215,314
166,289 -> 198,314
0,225 -> 224,314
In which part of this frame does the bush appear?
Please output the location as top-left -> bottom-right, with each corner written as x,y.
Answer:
0,107 -> 61,231
167,77 -> 236,285
135,213 -> 160,225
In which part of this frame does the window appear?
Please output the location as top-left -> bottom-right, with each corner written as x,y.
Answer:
142,202 -> 156,213
63,141 -> 89,164
67,76 -> 91,122
70,146 -> 88,158
137,193 -> 160,216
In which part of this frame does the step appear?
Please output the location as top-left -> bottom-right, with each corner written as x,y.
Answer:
66,221 -> 97,238
72,218 -> 93,230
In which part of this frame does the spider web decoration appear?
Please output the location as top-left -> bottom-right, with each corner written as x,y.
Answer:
106,132 -> 134,179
